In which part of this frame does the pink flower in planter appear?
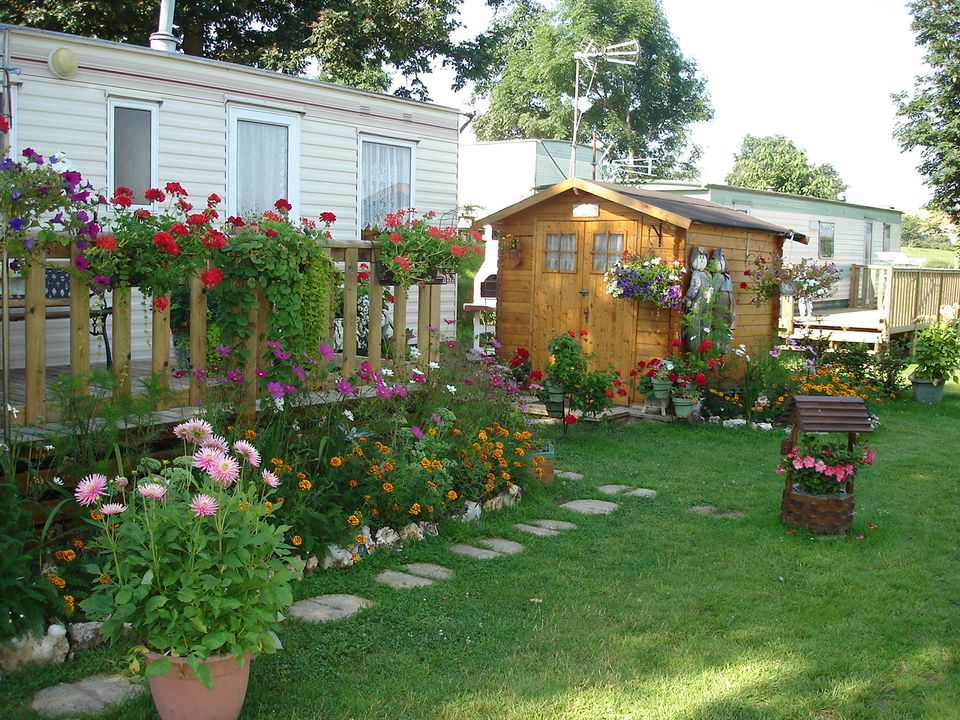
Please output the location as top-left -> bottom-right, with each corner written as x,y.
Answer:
189,494 -> 219,517
75,474 -> 108,506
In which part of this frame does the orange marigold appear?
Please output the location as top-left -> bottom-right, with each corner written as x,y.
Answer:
330,456 -> 343,467
347,514 -> 360,526
291,535 -> 303,547
446,490 -> 458,501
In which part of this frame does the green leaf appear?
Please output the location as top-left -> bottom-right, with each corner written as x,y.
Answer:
145,656 -> 172,678
145,595 -> 168,614
141,570 -> 154,586
202,631 -> 231,651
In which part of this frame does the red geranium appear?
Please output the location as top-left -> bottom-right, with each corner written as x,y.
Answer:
528,370 -> 543,382
187,213 -> 207,226
175,199 -> 193,212
671,337 -> 682,347
202,230 -> 227,249
169,223 -> 190,237
152,296 -> 170,311
153,231 -> 180,255
164,181 -> 187,196
207,193 -> 222,206
0,116 -> 8,134
693,372 -> 707,387
274,198 -> 293,212
563,414 -> 578,425
697,339 -> 713,353
450,245 -> 465,256
133,209 -> 152,220
265,228 -> 279,238
200,267 -> 223,288
95,234 -> 117,251
226,216 -> 245,227
389,232 -> 401,244
144,187 -> 166,203
319,211 -> 337,224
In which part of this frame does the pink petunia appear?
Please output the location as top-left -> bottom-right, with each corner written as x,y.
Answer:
189,494 -> 219,517
233,440 -> 261,468
75,474 -> 108,506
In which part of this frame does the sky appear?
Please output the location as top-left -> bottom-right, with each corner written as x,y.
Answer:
425,0 -> 932,212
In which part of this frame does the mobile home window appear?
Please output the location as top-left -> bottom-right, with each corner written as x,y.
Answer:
227,106 -> 301,217
359,137 -> 414,231
108,99 -> 158,203
591,232 -> 624,271
864,221 -> 874,263
545,233 -> 576,271
882,223 -> 892,252
818,221 -> 835,259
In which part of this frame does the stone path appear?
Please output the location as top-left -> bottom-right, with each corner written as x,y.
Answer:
288,594 -> 373,622
559,499 -> 619,515
32,674 -> 144,717
597,484 -> 658,499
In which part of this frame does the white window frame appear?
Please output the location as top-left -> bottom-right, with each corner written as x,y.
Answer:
227,105 -> 301,218
107,98 -> 159,207
0,82 -> 18,155
818,221 -> 836,259
357,134 -> 417,239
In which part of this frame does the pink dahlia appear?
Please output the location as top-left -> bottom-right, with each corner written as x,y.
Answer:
233,440 -> 261,468
137,482 -> 167,501
208,453 -> 240,487
192,446 -> 220,473
173,418 -> 213,445
261,469 -> 280,488
189,494 -> 219,517
100,502 -> 127,516
202,434 -> 229,454
75,474 -> 108,506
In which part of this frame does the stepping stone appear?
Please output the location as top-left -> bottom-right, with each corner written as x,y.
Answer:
532,519 -> 577,531
476,538 -> 525,555
514,523 -> 560,537
288,594 -> 373,622
555,470 -> 584,481
450,544 -> 501,560
690,504 -> 718,515
32,674 -> 144,717
626,488 -> 658,498
560,499 -> 619,515
598,484 -> 632,495
402,563 -> 454,581
375,570 -> 434,589
716,510 -> 746,519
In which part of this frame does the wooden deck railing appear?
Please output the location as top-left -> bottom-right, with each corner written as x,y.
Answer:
2,240 -> 444,425
849,264 -> 960,333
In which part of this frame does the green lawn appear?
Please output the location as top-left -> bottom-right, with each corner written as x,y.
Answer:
900,246 -> 957,268
3,387 -> 959,719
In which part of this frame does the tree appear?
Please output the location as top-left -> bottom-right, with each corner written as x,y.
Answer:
894,0 -> 960,224
471,0 -> 712,179
724,135 -> 847,200
901,212 -> 954,250
0,0 -> 509,100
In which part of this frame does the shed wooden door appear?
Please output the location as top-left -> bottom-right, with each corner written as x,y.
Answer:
534,220 -> 639,380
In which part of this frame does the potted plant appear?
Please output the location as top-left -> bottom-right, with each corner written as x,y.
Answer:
603,253 -> 685,308
778,434 -> 875,534
543,331 -> 588,398
910,318 -> 960,403
670,378 -> 701,418
372,208 -> 483,287
501,234 -> 522,269
644,359 -> 675,399
76,419 -> 295,720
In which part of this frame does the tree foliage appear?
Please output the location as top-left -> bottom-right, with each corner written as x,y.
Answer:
0,0 -> 508,100
900,212 -> 955,250
471,0 -> 712,179
724,134 -> 847,200
894,0 -> 960,224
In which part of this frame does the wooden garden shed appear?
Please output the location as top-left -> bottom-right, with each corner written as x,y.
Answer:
474,178 -> 806,402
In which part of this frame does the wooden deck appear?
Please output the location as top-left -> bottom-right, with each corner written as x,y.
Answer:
789,308 -> 887,347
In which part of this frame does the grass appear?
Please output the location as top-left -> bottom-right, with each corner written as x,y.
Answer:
900,246 -> 958,268
2,386 -> 959,719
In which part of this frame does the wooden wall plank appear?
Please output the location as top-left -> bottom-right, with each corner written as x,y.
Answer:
23,259 -> 46,422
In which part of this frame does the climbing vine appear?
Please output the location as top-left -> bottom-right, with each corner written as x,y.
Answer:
300,252 -> 340,354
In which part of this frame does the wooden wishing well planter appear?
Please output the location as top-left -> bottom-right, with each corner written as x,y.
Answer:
779,396 -> 873,534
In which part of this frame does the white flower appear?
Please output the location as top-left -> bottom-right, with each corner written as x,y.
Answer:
272,397 -> 284,412
446,385 -> 457,394
344,409 -> 355,422
52,476 -> 63,486
408,346 -> 422,360
380,368 -> 394,377
6,404 -> 18,418
429,361 -> 440,369
44,444 -> 55,451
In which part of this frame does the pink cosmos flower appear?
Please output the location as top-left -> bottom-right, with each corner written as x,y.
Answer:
75,474 -> 109,506
814,460 -> 827,473
792,458 -> 804,470
100,502 -> 127,516
208,452 -> 240,487
802,456 -> 816,469
261,469 -> 280,488
173,418 -> 214,445
137,483 -> 167,501
192,446 -> 221,472
202,434 -> 229,453
189,494 -> 219,517
863,448 -> 875,465
233,440 -> 261,468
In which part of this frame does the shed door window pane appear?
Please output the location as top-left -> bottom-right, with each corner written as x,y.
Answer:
236,120 -> 288,216
864,221 -> 873,263
113,107 -> 152,197
591,232 -> 624,271
545,233 -> 576,271
361,141 -> 412,228
818,221 -> 835,259
882,223 -> 892,252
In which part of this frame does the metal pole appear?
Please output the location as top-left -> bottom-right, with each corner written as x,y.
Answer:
1,42 -> 12,444
568,57 -> 581,179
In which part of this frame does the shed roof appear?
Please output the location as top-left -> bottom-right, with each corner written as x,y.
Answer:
474,178 -> 807,242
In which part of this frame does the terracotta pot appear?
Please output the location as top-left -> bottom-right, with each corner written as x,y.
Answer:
147,652 -> 252,720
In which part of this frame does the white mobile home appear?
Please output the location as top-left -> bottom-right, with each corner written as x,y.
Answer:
1,24 -> 460,369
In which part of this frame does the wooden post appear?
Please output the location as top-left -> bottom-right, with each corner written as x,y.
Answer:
912,269 -> 922,323
936,272 -> 945,319
368,265 -> 383,373
429,284 -> 442,362
342,248 -> 358,377
392,285 -> 408,371
417,285 -> 431,369
188,275 -> 207,406
23,259 -> 46,422
112,287 -> 132,397
240,287 -> 262,416
69,248 -> 90,386
151,294 -> 171,391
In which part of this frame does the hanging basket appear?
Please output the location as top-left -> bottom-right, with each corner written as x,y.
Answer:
375,262 -> 451,286
780,484 -> 853,534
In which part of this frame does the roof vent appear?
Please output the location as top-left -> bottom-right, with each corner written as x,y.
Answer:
149,0 -> 181,52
